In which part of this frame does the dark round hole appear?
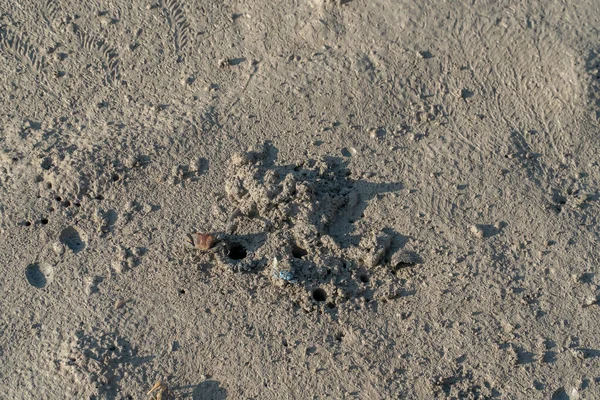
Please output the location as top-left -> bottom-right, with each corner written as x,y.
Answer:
74,202 -> 81,207
62,200 -> 71,207
41,218 -> 49,225
359,274 -> 369,283
24,221 -> 32,227
112,174 -> 120,182
228,243 -> 247,260
292,245 -> 308,259
312,288 -> 327,302
55,196 -> 62,202
179,289 -> 186,294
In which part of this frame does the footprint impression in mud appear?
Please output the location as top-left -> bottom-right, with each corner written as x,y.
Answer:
192,143 -> 420,309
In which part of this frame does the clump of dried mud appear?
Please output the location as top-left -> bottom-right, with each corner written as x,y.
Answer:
190,144 -> 420,310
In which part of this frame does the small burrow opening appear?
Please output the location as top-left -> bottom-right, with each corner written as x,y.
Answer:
335,332 -> 344,341
62,200 -> 71,207
327,302 -> 336,309
112,173 -> 120,182
24,221 -> 32,227
179,289 -> 186,294
55,196 -> 62,202
292,245 -> 308,259
59,226 -> 86,253
228,243 -> 247,260
312,288 -> 327,302
41,157 -> 53,170
41,218 -> 49,225
359,273 -> 369,283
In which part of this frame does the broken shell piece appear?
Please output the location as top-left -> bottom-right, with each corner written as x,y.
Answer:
271,257 -> 298,284
276,270 -> 297,284
147,381 -> 168,399
194,233 -> 215,250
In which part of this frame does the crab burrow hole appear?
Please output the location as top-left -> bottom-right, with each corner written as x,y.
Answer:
292,244 -> 308,259
312,288 -> 327,302
228,243 -> 247,260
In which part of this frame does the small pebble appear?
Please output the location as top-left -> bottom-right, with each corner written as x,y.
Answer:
112,260 -> 128,274
98,15 -> 113,25
52,241 -> 65,256
114,299 -> 126,309
469,225 -> 485,239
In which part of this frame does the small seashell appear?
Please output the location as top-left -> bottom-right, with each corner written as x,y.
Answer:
194,233 -> 214,251
276,270 -> 297,284
271,257 -> 298,284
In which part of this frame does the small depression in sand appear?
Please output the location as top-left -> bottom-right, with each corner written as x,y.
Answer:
25,263 -> 54,289
59,226 -> 86,253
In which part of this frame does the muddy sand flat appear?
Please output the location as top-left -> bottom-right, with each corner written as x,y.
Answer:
2,0 -> 600,398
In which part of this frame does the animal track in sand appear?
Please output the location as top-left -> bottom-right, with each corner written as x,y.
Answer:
25,262 -> 54,288
59,226 -> 86,253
